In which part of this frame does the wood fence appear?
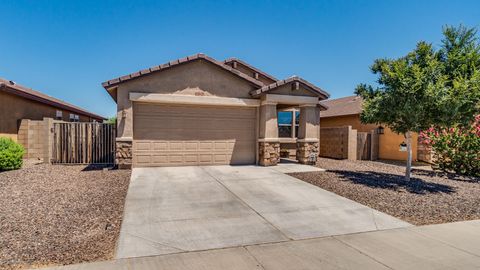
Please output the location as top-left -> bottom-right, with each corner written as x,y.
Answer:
357,132 -> 372,160
52,122 -> 116,164
357,131 -> 379,160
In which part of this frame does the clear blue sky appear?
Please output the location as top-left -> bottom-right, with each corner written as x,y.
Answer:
1,0 -> 479,118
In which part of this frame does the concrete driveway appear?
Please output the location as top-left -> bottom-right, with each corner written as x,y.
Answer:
117,164 -> 410,259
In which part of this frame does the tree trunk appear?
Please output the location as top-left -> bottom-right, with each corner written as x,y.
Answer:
405,131 -> 412,181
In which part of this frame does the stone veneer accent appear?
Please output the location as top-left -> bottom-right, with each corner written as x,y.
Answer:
116,139 -> 132,169
296,141 -> 319,165
259,141 -> 280,166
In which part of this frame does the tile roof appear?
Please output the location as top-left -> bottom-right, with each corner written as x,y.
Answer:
250,76 -> 330,100
102,53 -> 330,103
102,53 -> 265,90
224,58 -> 278,83
320,95 -> 363,118
0,78 -> 106,120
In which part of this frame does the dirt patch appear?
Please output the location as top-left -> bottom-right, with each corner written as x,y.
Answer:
0,160 -> 131,269
289,158 -> 480,226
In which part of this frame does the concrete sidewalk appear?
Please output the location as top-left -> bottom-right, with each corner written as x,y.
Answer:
42,220 -> 480,270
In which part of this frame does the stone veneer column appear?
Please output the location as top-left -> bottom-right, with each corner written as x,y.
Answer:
296,105 -> 320,165
116,89 -> 133,169
296,141 -> 319,165
258,101 -> 280,166
116,138 -> 132,169
258,141 -> 280,166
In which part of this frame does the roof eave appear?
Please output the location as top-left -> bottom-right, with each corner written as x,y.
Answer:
101,54 -> 265,93
0,84 -> 106,120
224,58 -> 279,82
250,77 -> 330,100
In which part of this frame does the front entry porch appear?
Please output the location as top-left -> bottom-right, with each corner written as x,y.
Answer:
257,94 -> 322,166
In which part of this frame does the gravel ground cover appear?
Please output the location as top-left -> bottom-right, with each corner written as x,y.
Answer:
289,158 -> 480,226
0,160 -> 131,270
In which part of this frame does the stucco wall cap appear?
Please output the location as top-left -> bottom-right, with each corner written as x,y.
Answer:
116,137 -> 133,142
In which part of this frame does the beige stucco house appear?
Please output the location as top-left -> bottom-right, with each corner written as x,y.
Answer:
102,53 -> 329,168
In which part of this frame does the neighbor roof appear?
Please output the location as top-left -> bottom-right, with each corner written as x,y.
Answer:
250,76 -> 330,99
102,53 -> 265,91
320,95 -> 363,118
0,78 -> 106,120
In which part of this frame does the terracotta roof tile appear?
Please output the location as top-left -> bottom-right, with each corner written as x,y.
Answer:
102,53 -> 264,90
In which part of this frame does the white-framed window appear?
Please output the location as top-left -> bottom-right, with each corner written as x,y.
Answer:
278,110 -> 300,138
69,114 -> 80,122
55,110 -> 63,120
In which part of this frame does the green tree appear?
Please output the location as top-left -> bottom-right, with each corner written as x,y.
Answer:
436,25 -> 480,127
356,25 -> 480,180
106,116 -> 117,124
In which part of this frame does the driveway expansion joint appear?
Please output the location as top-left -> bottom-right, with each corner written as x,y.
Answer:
332,235 -> 395,270
406,226 -> 480,258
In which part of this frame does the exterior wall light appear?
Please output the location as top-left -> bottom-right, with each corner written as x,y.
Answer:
377,126 -> 384,134
399,142 -> 407,152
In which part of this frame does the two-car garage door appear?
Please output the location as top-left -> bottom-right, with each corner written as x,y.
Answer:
132,103 -> 257,167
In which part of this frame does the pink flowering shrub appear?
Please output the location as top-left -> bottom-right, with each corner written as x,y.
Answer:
419,115 -> 480,177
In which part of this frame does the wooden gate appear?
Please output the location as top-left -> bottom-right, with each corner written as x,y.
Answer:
357,132 -> 371,160
52,122 -> 116,164
357,131 -> 379,160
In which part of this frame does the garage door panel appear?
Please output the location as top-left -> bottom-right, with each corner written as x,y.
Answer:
134,140 -> 252,152
134,120 -> 255,134
154,142 -> 168,150
135,130 -> 255,141
135,104 -> 256,118
133,103 -> 256,167
133,152 -> 254,167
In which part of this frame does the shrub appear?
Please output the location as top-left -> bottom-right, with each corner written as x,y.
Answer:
0,137 -> 25,171
419,115 -> 480,177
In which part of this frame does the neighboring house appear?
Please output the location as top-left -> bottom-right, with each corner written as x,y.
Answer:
102,53 -> 329,168
320,95 -> 427,161
0,78 -> 106,142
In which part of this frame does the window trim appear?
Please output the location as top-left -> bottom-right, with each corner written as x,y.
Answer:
56,110 -> 63,120
278,109 -> 300,139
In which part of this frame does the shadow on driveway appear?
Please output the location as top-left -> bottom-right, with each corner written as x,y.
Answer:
330,170 -> 455,194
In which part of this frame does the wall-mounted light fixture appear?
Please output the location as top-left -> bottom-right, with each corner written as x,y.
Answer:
122,110 -> 127,119
399,142 -> 407,152
377,126 -> 384,135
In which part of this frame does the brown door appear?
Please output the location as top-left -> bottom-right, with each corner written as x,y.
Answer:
132,103 -> 256,167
